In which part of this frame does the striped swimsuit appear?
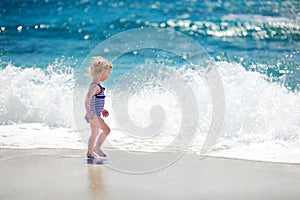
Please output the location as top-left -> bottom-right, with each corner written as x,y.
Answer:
84,83 -> 105,122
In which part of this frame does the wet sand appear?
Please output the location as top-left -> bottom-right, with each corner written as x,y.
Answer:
0,148 -> 299,200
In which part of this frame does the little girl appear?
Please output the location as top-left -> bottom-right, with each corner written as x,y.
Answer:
84,56 -> 112,158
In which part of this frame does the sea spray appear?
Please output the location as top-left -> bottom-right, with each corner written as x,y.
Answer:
0,60 -> 299,163
0,63 -> 74,127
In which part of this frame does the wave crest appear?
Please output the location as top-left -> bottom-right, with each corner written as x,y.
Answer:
0,62 -> 74,127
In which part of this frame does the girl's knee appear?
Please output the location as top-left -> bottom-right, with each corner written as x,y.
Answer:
104,127 -> 111,136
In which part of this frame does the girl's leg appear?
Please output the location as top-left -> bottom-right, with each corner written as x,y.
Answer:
86,123 -> 99,158
94,117 -> 111,157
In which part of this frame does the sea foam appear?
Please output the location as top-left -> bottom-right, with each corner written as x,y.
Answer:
0,61 -> 299,163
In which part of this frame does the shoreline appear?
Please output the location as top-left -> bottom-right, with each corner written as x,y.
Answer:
1,147 -> 299,165
1,148 -> 300,200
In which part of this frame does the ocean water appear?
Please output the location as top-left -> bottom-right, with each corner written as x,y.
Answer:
0,0 -> 299,163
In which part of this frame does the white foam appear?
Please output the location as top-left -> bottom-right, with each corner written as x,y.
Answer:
0,61 -> 299,163
222,14 -> 292,23
210,138 -> 300,163
0,63 -> 75,127
217,61 -> 299,140
0,123 -> 83,149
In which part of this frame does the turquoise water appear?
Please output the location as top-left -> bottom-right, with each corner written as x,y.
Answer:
0,0 -> 299,90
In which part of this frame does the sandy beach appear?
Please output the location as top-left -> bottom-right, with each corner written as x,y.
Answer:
0,148 -> 299,200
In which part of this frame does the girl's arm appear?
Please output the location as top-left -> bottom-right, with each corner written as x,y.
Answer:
85,84 -> 99,120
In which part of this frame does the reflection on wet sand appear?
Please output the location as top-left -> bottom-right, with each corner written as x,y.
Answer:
87,164 -> 107,200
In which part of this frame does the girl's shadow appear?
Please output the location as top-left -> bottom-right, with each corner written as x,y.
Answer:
86,157 -> 107,165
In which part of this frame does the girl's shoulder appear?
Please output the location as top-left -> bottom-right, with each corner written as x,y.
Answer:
89,82 -> 102,94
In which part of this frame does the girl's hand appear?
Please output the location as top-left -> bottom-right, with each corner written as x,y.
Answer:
102,109 -> 109,117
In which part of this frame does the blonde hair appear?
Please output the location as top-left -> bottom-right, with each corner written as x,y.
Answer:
88,56 -> 112,77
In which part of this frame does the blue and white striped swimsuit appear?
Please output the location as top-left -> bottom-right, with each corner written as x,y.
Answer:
84,83 -> 105,122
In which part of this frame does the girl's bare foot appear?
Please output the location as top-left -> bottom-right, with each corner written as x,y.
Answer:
94,148 -> 107,157
86,151 -> 95,158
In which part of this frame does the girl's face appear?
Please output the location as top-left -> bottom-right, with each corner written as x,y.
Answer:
99,68 -> 112,82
